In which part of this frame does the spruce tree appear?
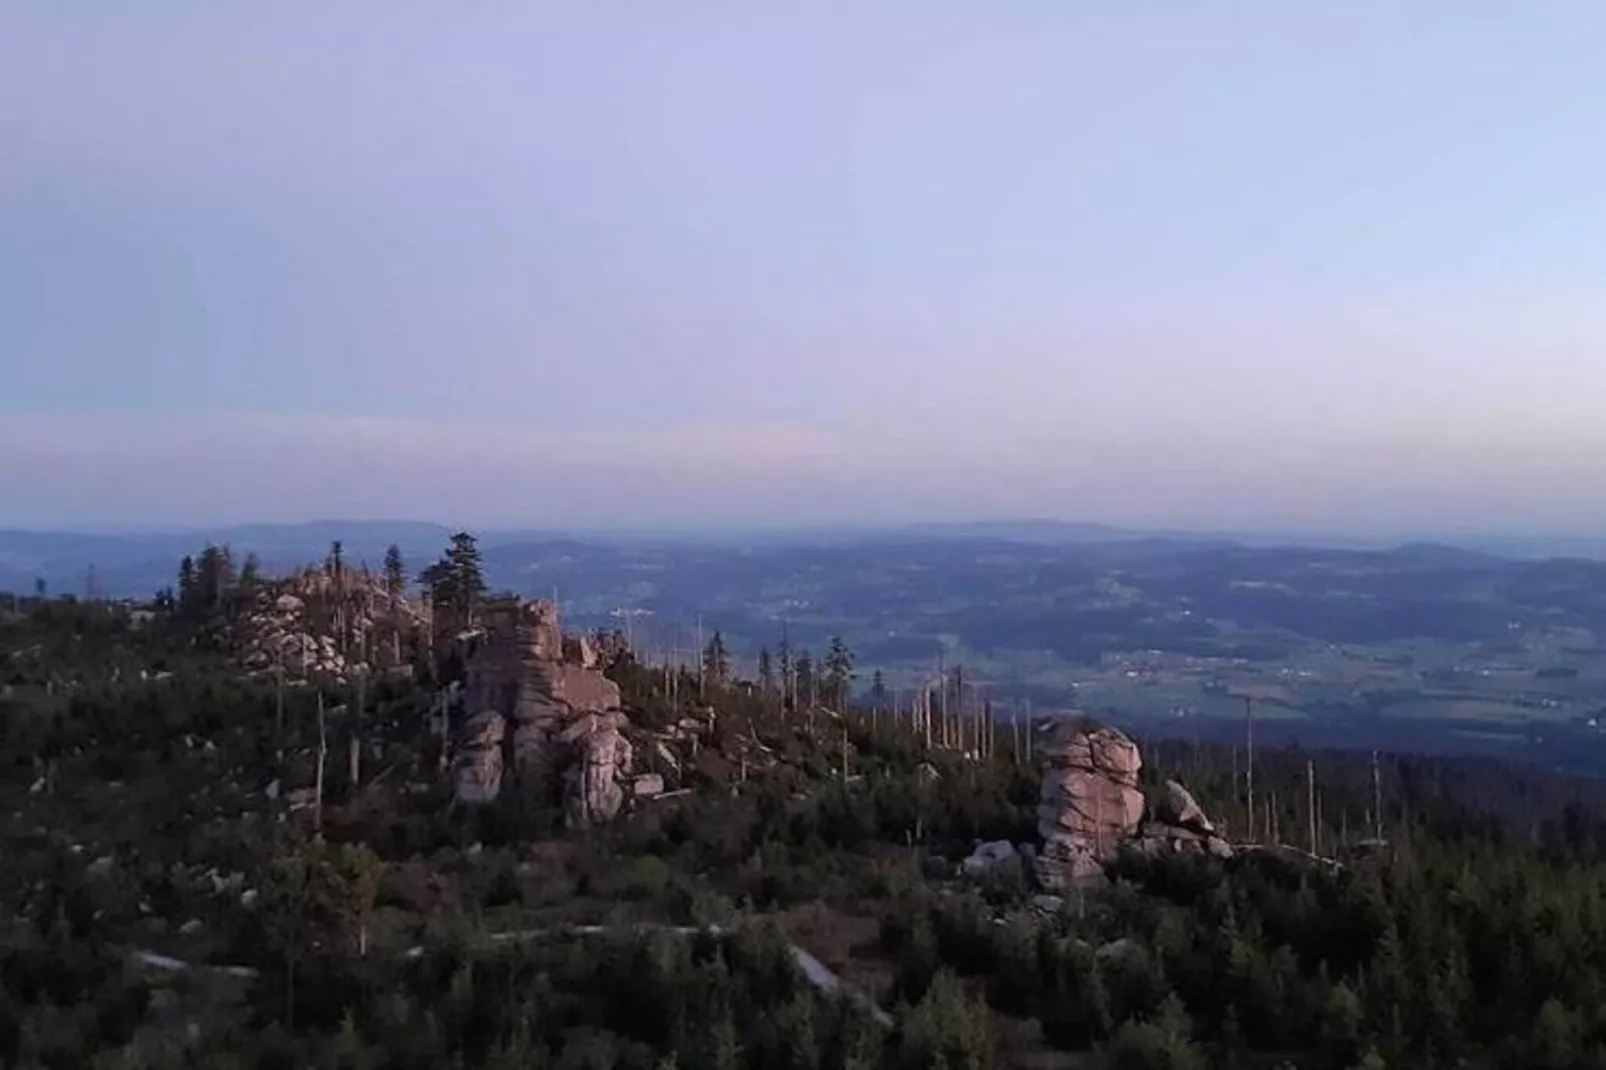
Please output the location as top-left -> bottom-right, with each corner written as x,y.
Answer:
777,630 -> 795,708
795,651 -> 815,707
702,631 -> 731,689
240,552 -> 263,592
382,544 -> 406,598
823,636 -> 856,709
869,669 -> 888,711
419,531 -> 487,627
177,555 -> 198,617
757,647 -> 775,697
196,544 -> 234,615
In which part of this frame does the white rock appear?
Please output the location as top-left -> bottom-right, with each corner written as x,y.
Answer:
962,840 -> 1021,877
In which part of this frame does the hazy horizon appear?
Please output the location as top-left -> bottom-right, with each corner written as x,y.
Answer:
10,516 -> 1606,555
7,4 -> 1606,533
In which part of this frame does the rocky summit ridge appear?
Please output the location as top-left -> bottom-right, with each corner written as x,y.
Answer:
239,565 -> 424,680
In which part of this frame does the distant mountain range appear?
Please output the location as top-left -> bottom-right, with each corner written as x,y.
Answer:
2,517 -> 1604,599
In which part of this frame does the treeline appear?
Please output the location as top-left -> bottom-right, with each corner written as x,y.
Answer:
19,572 -> 1606,1066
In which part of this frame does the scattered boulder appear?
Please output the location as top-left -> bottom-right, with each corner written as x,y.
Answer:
1135,777 -> 1232,859
1159,779 -> 1213,833
1029,894 -> 1065,916
285,788 -> 318,811
1096,937 -> 1144,965
962,840 -> 1022,878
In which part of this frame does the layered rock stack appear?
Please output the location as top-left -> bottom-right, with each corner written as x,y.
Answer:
1034,721 -> 1232,888
560,711 -> 634,828
1035,722 -> 1146,889
453,597 -> 635,826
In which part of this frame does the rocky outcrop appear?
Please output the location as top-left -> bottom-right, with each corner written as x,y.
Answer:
561,712 -> 633,827
453,597 -> 635,827
1035,723 -> 1145,890
1131,820 -> 1234,860
1035,723 -> 1231,888
240,568 -> 423,680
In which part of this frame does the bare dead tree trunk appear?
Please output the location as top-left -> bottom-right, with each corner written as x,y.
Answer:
436,694 -> 450,775
1372,749 -> 1383,839
351,674 -> 366,791
314,692 -> 327,839
1307,760 -> 1317,854
275,654 -> 286,763
841,722 -> 849,784
1245,697 -> 1256,842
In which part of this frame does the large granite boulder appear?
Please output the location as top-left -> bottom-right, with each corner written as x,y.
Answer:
1136,778 -> 1232,859
1159,779 -> 1213,833
562,713 -> 634,827
452,598 -> 634,824
1035,723 -> 1145,889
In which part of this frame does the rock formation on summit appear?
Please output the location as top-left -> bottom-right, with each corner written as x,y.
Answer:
1035,722 -> 1232,889
452,597 -> 634,827
1035,722 -> 1146,889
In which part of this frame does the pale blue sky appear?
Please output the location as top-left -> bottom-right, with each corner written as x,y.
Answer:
4,3 -> 1605,533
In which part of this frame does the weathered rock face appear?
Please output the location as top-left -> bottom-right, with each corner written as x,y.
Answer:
1159,779 -> 1213,833
562,634 -> 598,669
1035,723 -> 1145,890
454,710 -> 506,805
1034,723 -> 1231,888
561,712 -> 633,827
453,598 -> 634,825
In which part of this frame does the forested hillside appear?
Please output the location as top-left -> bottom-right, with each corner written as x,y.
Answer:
7,543 -> 1606,1067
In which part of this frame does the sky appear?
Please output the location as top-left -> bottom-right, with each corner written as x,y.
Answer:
4,2 -> 1606,535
